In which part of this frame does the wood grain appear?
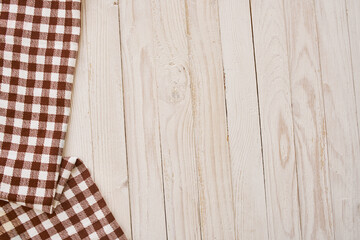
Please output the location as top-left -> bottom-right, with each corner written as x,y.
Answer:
347,0 -> 360,148
314,0 -> 360,238
118,0 -> 167,239
217,0 -> 268,239
184,0 -> 235,238
283,0 -> 334,238
64,0 -> 131,238
347,0 -> 360,235
150,0 -> 201,239
62,0 -> 360,238
250,0 -> 301,238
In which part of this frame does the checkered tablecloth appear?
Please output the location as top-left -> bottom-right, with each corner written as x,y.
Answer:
0,0 -> 126,239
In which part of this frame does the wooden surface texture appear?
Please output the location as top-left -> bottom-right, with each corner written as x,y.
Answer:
64,0 -> 360,239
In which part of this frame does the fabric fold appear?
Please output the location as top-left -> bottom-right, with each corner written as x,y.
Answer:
0,0 -> 127,239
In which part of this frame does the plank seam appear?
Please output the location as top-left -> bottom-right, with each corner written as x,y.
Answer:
248,0 -> 270,239
116,3 -> 133,239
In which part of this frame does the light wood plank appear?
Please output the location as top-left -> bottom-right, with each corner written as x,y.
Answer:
347,0 -> 360,151
65,0 -> 132,238
184,0 -> 235,238
314,0 -> 360,238
64,0 -> 93,173
347,0 -> 360,234
81,0 -> 131,238
250,0 -> 302,238
283,0 -> 334,239
217,0 -> 268,239
118,0 -> 167,239
151,0 -> 201,239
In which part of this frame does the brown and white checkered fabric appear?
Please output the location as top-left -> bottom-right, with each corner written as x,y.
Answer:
0,157 -> 126,240
0,0 -> 126,239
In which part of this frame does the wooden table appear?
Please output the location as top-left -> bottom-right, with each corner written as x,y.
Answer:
64,0 -> 360,239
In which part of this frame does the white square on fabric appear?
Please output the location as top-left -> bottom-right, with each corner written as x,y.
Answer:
17,212 -> 31,223
86,195 -> 96,206
3,50 -> 13,61
65,90 -> 72,99
23,21 -> 32,31
51,73 -> 59,81
3,166 -> 13,176
0,183 -> 11,193
49,89 -> 57,98
0,99 -> 8,110
19,69 -> 28,79
25,6 -> 35,15
38,40 -> 47,48
56,25 -> 65,34
44,138 -> 52,147
36,55 -> 45,65
40,24 -> 49,33
11,135 -> 20,144
78,181 -> 88,191
57,211 -> 69,222
2,67 -> 12,77
33,87 -> 42,97
38,171 -> 48,181
32,104 -> 41,113
48,105 -> 57,115
30,120 -> 39,129
0,221 -> 14,232
21,38 -> 31,47
58,9 -> 66,18
0,116 -> 6,125
73,203 -> 82,214
13,118 -> 23,128
0,83 -> 10,93
7,150 -> 17,160
65,226 -> 77,236
35,187 -> 46,197
103,224 -> 114,235
70,42 -> 78,51
15,102 -> 24,111
64,188 -> 75,199
28,137 -> 37,146
72,26 -> 80,35
41,219 -> 53,230
9,4 -> 18,13
21,169 -> 31,179
5,34 -> 14,44
27,227 -> 39,238
24,152 -> 34,162
47,122 -> 55,131
20,53 -> 29,62
35,71 -> 44,80
42,8 -> 51,17
94,210 -> 105,220
18,186 -> 29,195
68,58 -> 76,67
54,41 -> 63,49
17,86 -> 26,95
41,154 -> 50,163
52,56 -> 61,65
88,232 -> 99,240
80,218 -> 91,228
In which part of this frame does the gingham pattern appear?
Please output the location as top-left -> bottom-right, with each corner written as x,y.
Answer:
0,157 -> 126,240
0,0 -> 80,212
0,0 -> 127,239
